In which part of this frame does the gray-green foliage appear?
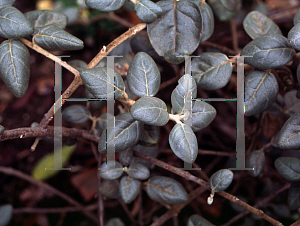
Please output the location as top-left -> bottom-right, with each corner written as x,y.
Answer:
80,67 -> 125,100
119,176 -> 140,204
127,163 -> 150,180
138,124 -> 160,146
207,0 -> 240,21
294,8 -> 300,25
191,52 -> 232,90
246,150 -> 265,177
0,204 -> 13,226
209,169 -> 233,192
130,96 -> 169,126
187,214 -> 215,226
275,157 -> 300,181
191,101 -> 216,132
135,0 -> 162,23
127,52 -> 160,97
98,113 -> 144,153
243,11 -> 282,39
244,70 -> 279,116
69,60 -> 87,71
0,6 -> 33,39
146,176 -> 188,205
0,0 -> 15,8
288,181 -> 300,210
62,105 -> 91,124
283,90 -> 300,117
119,148 -> 133,166
288,23 -> 300,51
278,112 -> 300,150
241,34 -> 294,70
99,161 -> 124,180
131,145 -> 158,168
147,0 -> 202,64
85,0 -> 125,12
99,180 -> 120,199
105,218 -> 125,226
0,40 -> 30,98
198,2 -> 214,43
169,123 -> 198,163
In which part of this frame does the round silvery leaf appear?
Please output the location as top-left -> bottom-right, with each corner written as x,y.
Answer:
146,176 -> 188,205
127,163 -> 150,180
135,0 -> 162,23
119,176 -> 140,204
85,0 -> 125,12
288,23 -> 300,51
246,150 -> 265,177
138,124 -> 160,146
241,34 -> 294,70
288,181 -> 300,210
119,148 -> 133,166
294,8 -> 300,25
191,101 -> 216,132
0,204 -> 13,226
130,96 -> 169,126
0,0 -> 15,8
187,214 -> 215,226
62,105 -> 91,124
275,157 -> 300,181
99,161 -> 124,180
99,180 -> 120,199
243,11 -> 282,39
191,52 -> 232,90
0,125 -> 4,135
209,169 -> 233,192
244,70 -> 279,117
105,218 -> 125,226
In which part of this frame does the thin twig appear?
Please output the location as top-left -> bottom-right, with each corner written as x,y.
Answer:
230,19 -> 239,53
201,41 -> 236,55
95,142 -> 104,226
159,74 -> 181,90
119,199 -> 138,224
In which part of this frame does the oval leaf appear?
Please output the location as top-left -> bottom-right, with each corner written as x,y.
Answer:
105,218 -> 125,226
171,74 -> 197,114
246,150 -> 265,177
0,0 -> 15,8
62,105 -> 91,124
32,145 -> 76,181
86,0 -> 125,12
278,112 -> 300,150
199,2 -> 214,43
243,11 -> 282,39
98,113 -> 144,154
207,0 -> 238,21
135,0 -> 162,23
0,125 -> 4,135
99,179 -> 120,199
127,52 -> 160,97
209,169 -> 233,192
25,10 -> 68,35
187,214 -> 215,226
0,6 -> 33,39
130,96 -> 169,126
33,25 -> 84,51
131,145 -> 158,168
284,90 -> 300,117
0,40 -> 30,98
81,67 -> 125,100
0,204 -> 13,226
191,101 -> 216,132
191,52 -> 232,90
138,124 -> 160,146
127,162 -> 150,180
119,148 -> 133,166
99,161 -> 124,180
147,0 -> 202,64
244,70 -> 279,116
275,157 -> 300,181
169,123 -> 198,163
119,176 -> 140,204
288,23 -> 300,51
294,8 -> 300,25
288,181 -> 300,210
146,176 -> 188,205
241,34 -> 294,70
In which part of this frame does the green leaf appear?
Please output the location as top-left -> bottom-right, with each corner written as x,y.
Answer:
127,162 -> 150,180
288,23 -> 300,51
68,60 -> 87,71
32,145 -> 76,181
25,10 -> 68,35
243,11 -> 282,39
275,157 -> 300,181
288,181 -> 300,210
99,179 -> 120,199
146,176 -> 188,205
0,0 -> 15,8
0,125 -> 4,135
244,70 -> 279,116
0,204 -> 13,226
119,176 -> 140,204
99,161 -> 124,180
294,8 -> 300,25
119,148 -> 133,166
207,0 -> 239,21
131,145 -> 158,168
187,214 -> 215,226
62,105 -> 91,124
171,74 -> 197,114
169,123 -> 198,163
246,150 -> 265,177
135,0 -> 162,23
0,39 -> 30,98
138,124 -> 160,146
0,6 -> 33,39
191,52 -> 232,90
191,101 -> 216,132
147,0 -> 202,64
85,0 -> 125,12
199,2 -> 214,43
130,96 -> 169,126
127,52 -> 160,97
278,112 -> 300,150
105,218 -> 125,226
241,34 -> 294,70
209,169 -> 233,192
98,113 -> 144,154
33,25 -> 84,51
80,67 -> 125,100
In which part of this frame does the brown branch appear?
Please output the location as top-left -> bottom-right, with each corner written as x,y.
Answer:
201,41 -> 236,55
133,151 -> 284,226
0,166 -> 98,223
230,19 -> 239,53
160,148 -> 235,157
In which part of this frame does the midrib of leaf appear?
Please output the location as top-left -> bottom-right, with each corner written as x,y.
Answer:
113,120 -> 139,141
137,0 -> 156,15
149,182 -> 177,196
178,124 -> 193,159
0,14 -> 31,30
142,59 -> 149,96
213,173 -> 231,190
35,34 -> 80,45
125,177 -> 130,200
193,59 -> 230,80
8,40 -> 17,85
247,71 -> 268,105
281,130 -> 300,144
